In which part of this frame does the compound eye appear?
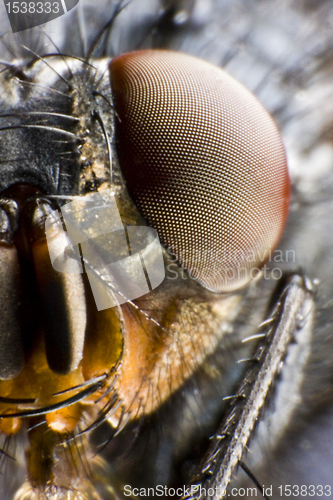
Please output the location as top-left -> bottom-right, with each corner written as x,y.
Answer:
110,50 -> 290,292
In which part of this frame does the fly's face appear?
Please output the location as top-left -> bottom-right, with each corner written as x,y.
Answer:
0,52 -> 265,499
0,1 -> 332,499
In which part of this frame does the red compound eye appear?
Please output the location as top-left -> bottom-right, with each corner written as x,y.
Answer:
109,50 -> 290,292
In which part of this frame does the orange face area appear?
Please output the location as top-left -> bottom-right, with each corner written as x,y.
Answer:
0,178 -> 244,500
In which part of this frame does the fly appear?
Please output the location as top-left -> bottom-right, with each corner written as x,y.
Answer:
0,1 -> 332,499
